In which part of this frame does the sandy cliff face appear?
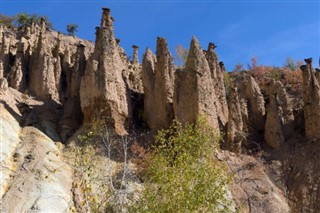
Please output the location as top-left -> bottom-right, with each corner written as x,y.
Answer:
80,8 -> 129,135
1,8 -> 320,213
0,96 -> 73,212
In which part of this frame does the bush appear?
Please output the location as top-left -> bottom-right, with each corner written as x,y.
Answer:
132,117 -> 231,212
0,14 -> 14,28
14,13 -> 54,29
67,24 -> 78,36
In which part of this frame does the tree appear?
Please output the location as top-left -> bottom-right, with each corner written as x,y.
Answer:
283,57 -> 296,71
66,24 -> 78,36
174,44 -> 189,67
14,13 -> 53,29
0,14 -> 14,28
132,117 -> 231,212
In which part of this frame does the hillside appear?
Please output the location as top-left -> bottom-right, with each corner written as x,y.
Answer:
1,8 -> 320,212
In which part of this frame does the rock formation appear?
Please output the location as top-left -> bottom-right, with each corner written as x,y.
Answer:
122,45 -> 143,94
80,8 -> 129,135
264,81 -> 287,148
227,87 -> 245,152
301,58 -> 320,139
141,48 -> 155,127
29,32 -> 58,100
60,43 -> 87,140
174,36 -> 219,131
8,38 -> 27,91
148,37 -> 175,129
132,45 -> 139,65
205,43 -> 229,127
241,76 -> 266,131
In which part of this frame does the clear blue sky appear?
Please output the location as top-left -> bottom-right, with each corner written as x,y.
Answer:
1,0 -> 319,70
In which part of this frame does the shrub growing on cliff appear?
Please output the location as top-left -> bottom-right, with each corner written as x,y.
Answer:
14,13 -> 53,29
67,24 -> 78,36
132,117 -> 231,212
0,14 -> 14,28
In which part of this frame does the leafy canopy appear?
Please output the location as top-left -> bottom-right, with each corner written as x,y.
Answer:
132,117 -> 232,212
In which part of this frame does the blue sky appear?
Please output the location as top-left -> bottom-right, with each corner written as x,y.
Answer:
1,0 -> 319,70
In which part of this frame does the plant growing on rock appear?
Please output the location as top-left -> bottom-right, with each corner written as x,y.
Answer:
132,117 -> 231,212
14,13 -> 53,29
0,14 -> 14,28
174,44 -> 189,67
67,24 -> 78,36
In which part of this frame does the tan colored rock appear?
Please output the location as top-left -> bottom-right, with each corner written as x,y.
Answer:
80,8 -> 129,135
0,25 -> 3,42
0,34 -> 11,77
240,98 -> 249,132
301,58 -> 320,139
141,48 -> 155,126
174,36 -> 219,130
265,87 -> 285,149
0,60 -> 3,78
227,87 -> 245,153
0,78 -> 8,94
145,37 -> 175,129
8,39 -> 27,91
132,45 -> 139,65
29,32 -> 58,100
315,68 -> 320,83
268,80 -> 294,139
205,43 -> 229,126
0,104 -> 74,212
245,76 -> 266,131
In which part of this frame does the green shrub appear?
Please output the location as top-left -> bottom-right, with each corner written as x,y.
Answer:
132,117 -> 231,212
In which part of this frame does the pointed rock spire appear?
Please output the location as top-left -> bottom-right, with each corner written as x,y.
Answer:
132,45 -> 139,65
301,58 -> 320,139
174,36 -> 219,130
141,48 -> 156,125
80,8 -> 129,135
205,43 -> 229,127
8,39 -> 27,91
245,76 -> 266,131
29,32 -> 58,100
227,87 -> 245,153
264,80 -> 289,148
149,37 -> 175,129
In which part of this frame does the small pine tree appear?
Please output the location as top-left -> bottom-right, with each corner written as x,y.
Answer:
66,24 -> 78,36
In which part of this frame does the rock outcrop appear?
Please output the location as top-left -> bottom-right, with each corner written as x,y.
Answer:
80,8 -> 129,135
147,37 -> 175,129
174,36 -> 219,131
205,43 -> 229,127
29,32 -> 59,100
227,87 -> 245,152
8,38 -> 27,91
264,80 -> 294,148
241,76 -> 266,131
265,83 -> 285,149
0,103 -> 73,212
141,48 -> 155,125
301,58 -> 320,139
122,45 -> 143,94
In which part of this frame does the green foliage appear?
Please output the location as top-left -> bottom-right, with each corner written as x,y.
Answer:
0,14 -> 14,27
132,117 -> 231,212
224,72 -> 231,98
67,24 -> 79,36
283,57 -> 296,71
14,13 -> 53,29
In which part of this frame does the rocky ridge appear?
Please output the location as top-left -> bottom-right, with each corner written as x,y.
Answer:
1,8 -> 320,212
